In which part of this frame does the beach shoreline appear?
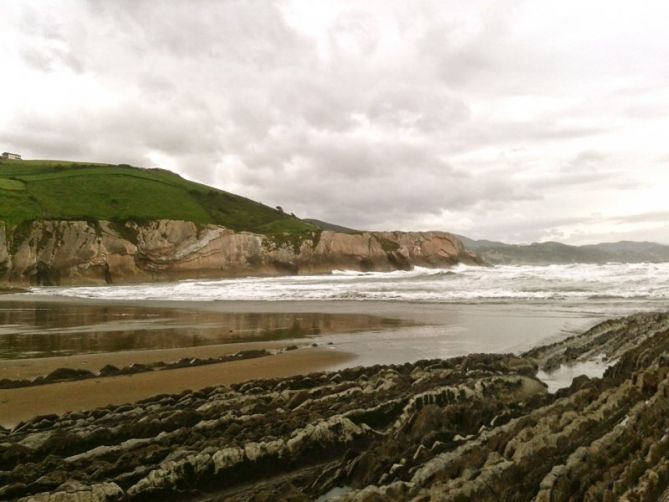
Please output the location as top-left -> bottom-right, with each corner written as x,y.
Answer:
4,310 -> 669,500
0,293 -> 650,427
0,346 -> 354,427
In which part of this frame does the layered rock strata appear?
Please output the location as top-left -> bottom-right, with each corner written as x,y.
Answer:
0,220 -> 480,285
2,312 -> 669,500
525,311 -> 669,371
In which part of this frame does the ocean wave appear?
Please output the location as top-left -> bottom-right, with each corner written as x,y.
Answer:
29,262 -> 669,304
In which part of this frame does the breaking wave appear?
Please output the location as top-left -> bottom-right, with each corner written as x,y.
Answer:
29,262 -> 669,304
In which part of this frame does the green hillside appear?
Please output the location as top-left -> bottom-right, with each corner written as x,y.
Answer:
0,159 -> 316,237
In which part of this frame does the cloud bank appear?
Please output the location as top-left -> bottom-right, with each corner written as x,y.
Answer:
2,0 -> 669,244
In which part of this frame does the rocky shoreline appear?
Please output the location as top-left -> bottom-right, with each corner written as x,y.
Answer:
2,312 -> 669,500
0,220 -> 481,286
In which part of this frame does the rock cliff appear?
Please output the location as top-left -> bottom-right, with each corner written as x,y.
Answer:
0,220 -> 480,285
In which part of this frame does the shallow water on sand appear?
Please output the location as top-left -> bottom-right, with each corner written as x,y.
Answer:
0,301 -> 401,359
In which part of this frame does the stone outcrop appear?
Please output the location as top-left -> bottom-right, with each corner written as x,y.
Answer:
0,220 -> 481,285
0,353 -> 544,501
525,311 -> 669,371
2,312 -> 669,500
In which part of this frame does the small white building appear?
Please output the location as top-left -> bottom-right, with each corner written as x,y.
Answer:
1,152 -> 21,160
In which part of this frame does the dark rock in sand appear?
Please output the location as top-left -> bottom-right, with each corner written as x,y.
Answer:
99,364 -> 121,376
0,378 -> 31,389
120,363 -> 151,375
233,349 -> 272,360
43,368 -> 96,382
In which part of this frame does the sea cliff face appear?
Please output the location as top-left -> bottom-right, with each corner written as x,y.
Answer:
0,220 -> 480,285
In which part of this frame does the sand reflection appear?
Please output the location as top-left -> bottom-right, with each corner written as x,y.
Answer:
0,301 -> 401,359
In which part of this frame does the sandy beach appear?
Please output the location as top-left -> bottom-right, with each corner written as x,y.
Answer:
0,346 -> 353,427
0,339 -> 313,380
0,294 -> 622,427
0,296 -> 381,426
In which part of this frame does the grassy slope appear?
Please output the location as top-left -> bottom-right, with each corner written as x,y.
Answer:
0,159 -> 317,238
303,218 -> 359,234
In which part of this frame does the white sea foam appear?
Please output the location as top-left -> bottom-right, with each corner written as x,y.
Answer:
29,262 -> 669,303
537,357 -> 612,393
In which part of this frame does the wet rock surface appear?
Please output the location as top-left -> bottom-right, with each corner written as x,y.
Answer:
2,312 -> 669,501
524,311 -> 669,371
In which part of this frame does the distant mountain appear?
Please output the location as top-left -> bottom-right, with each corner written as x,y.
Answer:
457,236 -> 669,264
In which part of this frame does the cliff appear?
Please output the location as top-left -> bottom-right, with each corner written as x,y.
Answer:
0,220 -> 481,286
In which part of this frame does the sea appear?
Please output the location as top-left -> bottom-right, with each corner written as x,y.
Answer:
32,262 -> 669,306
18,262 -> 669,390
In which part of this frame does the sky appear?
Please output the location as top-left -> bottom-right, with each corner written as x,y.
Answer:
2,0 -> 669,244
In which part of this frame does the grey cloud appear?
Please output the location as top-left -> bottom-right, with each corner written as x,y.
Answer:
365,83 -> 471,132
465,215 -> 590,244
3,0 -> 669,243
567,150 -> 607,168
87,0 -> 307,66
528,171 -> 629,190
5,129 -> 93,160
237,138 -> 537,231
611,211 -> 669,224
521,150 -> 641,192
623,102 -> 669,119
17,6 -> 84,73
446,121 -> 609,155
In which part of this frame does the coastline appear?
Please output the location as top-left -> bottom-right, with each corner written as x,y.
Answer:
0,293 -> 615,428
1,340 -> 300,380
4,310 -> 669,500
0,346 -> 354,427
2,292 -> 669,498
1,293 -> 612,366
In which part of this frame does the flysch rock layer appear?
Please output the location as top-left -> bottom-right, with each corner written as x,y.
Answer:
1,312 -> 669,500
0,220 -> 481,285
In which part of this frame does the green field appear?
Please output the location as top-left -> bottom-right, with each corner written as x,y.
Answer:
0,159 -> 317,237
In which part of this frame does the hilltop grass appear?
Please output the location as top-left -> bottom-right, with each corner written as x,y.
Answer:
0,159 -> 317,240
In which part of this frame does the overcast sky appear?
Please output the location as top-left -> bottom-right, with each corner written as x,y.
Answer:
2,0 -> 669,244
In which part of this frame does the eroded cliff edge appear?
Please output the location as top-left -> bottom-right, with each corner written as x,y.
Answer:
0,220 -> 481,285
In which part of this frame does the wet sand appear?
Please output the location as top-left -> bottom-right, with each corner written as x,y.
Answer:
0,339 -> 296,380
0,299 -> 400,359
0,294 -> 628,427
0,347 -> 354,427
0,297 -> 390,426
